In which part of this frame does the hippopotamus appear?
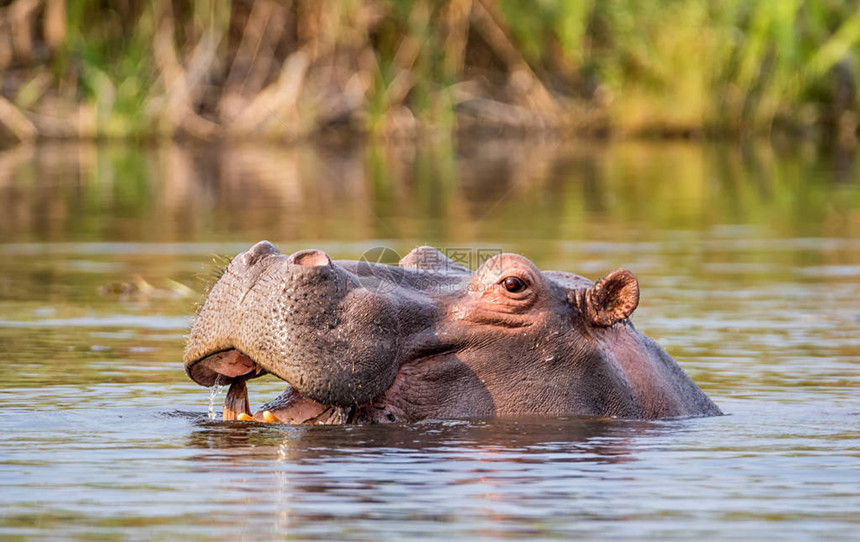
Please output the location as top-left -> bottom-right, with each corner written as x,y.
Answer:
184,241 -> 721,424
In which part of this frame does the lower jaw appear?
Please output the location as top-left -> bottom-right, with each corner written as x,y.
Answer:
256,386 -> 353,424
221,376 -> 352,425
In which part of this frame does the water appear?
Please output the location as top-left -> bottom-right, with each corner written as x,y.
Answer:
0,141 -> 857,540
208,376 -> 224,422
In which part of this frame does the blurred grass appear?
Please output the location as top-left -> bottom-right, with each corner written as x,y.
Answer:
0,0 -> 858,142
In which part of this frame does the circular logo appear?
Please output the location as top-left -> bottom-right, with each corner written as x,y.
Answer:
356,246 -> 403,294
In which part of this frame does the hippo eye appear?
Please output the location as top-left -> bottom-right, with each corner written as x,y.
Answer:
502,276 -> 527,293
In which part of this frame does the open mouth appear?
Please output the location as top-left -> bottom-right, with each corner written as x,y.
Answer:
186,349 -> 353,424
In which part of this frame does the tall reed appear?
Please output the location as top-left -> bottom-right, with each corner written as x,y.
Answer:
0,0 -> 857,142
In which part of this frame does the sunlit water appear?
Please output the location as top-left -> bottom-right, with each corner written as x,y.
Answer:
206,381 -> 219,422
0,141 -> 857,539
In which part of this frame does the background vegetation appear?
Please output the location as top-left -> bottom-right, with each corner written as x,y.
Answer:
0,0 -> 859,143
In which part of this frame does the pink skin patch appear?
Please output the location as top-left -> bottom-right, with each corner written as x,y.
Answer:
204,350 -> 256,378
289,249 -> 331,267
248,387 -> 332,423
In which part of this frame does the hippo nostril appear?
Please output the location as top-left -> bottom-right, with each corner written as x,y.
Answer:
289,249 -> 332,267
243,240 -> 281,267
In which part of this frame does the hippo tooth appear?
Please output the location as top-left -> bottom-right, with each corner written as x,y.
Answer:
236,413 -> 254,422
262,410 -> 281,423
222,377 -> 250,421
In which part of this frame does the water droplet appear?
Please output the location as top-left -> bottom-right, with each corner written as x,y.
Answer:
208,375 -> 223,421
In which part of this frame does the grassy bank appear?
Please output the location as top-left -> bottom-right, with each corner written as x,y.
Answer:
0,0 -> 858,143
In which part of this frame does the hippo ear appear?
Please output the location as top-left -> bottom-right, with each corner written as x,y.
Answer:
585,269 -> 639,327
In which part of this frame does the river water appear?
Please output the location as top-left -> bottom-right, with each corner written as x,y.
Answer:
0,141 -> 857,539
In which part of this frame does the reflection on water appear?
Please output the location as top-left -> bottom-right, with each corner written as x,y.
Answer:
0,141 -> 858,539
187,415 -> 652,460
1,141 -> 859,244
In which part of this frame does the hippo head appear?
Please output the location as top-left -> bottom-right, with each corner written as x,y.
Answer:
185,241 -> 721,423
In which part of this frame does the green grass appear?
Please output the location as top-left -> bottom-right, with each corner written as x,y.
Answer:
0,0 -> 858,141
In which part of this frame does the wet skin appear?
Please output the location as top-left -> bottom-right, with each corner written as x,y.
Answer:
184,241 -> 722,424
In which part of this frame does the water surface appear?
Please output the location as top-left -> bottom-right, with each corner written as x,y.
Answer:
0,141 -> 857,539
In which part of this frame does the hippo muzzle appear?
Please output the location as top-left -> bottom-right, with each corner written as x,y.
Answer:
185,241 -> 400,414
